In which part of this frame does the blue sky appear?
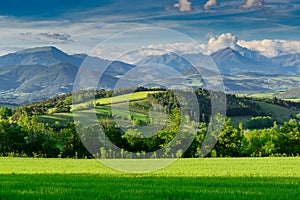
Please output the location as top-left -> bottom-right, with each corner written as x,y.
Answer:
0,0 -> 300,59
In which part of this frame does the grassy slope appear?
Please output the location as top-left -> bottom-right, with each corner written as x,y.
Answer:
95,91 -> 159,105
39,91 -> 158,125
231,99 -> 298,127
254,101 -> 298,123
38,113 -> 74,126
0,158 -> 299,200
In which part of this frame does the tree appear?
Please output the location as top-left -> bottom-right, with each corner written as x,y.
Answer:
0,120 -> 26,156
244,127 -> 278,157
59,122 -> 91,158
213,118 -> 243,157
277,119 -> 300,156
183,122 -> 207,158
246,116 -> 274,129
0,107 -> 12,120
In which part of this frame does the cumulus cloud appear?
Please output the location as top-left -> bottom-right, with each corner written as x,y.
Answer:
173,0 -> 192,12
238,39 -> 300,57
241,0 -> 263,10
139,33 -> 300,58
204,0 -> 218,10
204,33 -> 300,57
206,33 -> 239,53
91,34 -> 300,63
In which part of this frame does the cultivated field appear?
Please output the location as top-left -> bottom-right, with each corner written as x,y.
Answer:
0,157 -> 299,200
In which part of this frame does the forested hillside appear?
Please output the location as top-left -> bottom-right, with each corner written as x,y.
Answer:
1,87 -> 300,158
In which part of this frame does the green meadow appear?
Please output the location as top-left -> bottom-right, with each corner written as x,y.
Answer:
95,91 -> 160,105
0,157 -> 299,200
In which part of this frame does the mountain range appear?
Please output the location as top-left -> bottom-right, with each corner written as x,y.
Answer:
0,46 -> 300,105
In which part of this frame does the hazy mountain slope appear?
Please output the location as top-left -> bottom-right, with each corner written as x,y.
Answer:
271,53 -> 300,73
0,65 -> 46,90
210,47 -> 269,75
137,53 -> 193,73
16,63 -> 78,93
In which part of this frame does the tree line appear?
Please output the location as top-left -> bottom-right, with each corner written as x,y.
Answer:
1,106 -> 300,158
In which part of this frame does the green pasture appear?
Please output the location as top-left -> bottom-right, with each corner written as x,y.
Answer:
38,113 -> 74,126
39,104 -> 154,127
0,157 -> 299,199
95,91 -> 159,105
253,101 -> 298,123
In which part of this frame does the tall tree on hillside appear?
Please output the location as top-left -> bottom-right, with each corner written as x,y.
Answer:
278,119 -> 300,156
213,118 -> 243,157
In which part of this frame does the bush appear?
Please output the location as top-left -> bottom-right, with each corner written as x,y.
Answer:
246,116 -> 274,129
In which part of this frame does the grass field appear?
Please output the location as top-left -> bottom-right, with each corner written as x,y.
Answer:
95,91 -> 159,105
253,101 -> 298,123
0,157 -> 300,199
39,104 -> 156,127
38,113 -> 74,126
39,91 -> 163,127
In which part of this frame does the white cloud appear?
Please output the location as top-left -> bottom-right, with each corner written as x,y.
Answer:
204,0 -> 218,10
125,33 -> 300,59
241,0 -> 263,10
238,39 -> 300,57
206,33 -> 239,53
174,0 -> 192,12
206,33 -> 300,57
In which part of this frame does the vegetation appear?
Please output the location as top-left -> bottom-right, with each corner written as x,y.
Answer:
0,157 -> 300,199
1,87 -> 300,158
1,87 -> 300,199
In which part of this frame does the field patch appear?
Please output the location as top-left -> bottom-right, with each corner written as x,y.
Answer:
95,91 -> 160,105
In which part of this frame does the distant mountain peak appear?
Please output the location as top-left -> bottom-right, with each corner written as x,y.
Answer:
211,47 -> 242,59
16,46 -> 62,54
0,46 -> 82,68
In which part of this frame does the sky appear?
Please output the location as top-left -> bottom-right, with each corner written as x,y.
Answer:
0,0 -> 300,59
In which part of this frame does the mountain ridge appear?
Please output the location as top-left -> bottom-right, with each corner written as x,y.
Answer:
1,46 -> 300,104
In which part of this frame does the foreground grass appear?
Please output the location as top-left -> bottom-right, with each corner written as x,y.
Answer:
0,158 -> 299,199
